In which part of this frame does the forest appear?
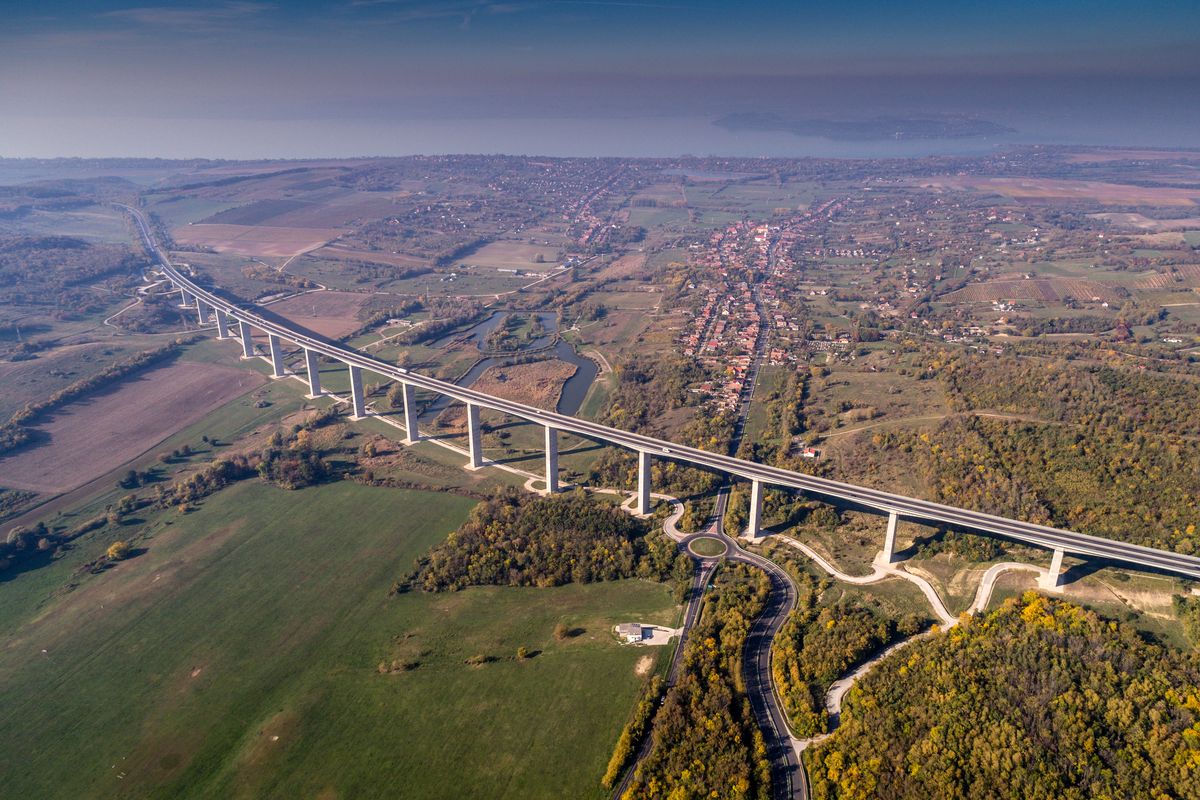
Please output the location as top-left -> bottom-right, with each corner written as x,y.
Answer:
623,564 -> 773,800
414,487 -> 690,591
814,351 -> 1200,553
809,594 -> 1200,799
774,597 -> 925,738
942,353 -> 1200,437
396,297 -> 485,344
0,235 -> 145,315
871,414 -> 1200,554
758,544 -> 930,737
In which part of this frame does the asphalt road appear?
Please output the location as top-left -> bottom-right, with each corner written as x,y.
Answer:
696,269 -> 807,800
730,543 -> 804,800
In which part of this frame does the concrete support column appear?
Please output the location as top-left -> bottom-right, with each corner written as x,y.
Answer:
466,402 -> 483,469
238,319 -> 254,359
195,296 -> 209,324
267,334 -> 286,378
304,348 -> 322,398
636,450 -> 652,515
544,426 -> 559,493
1039,547 -> 1066,592
179,287 -> 193,308
879,510 -> 900,564
745,479 -> 764,539
214,309 -> 230,339
400,383 -> 419,444
348,364 -> 366,419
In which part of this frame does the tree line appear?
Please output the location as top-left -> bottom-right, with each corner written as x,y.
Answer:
411,487 -> 691,593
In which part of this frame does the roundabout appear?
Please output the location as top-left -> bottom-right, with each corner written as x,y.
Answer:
688,536 -> 728,558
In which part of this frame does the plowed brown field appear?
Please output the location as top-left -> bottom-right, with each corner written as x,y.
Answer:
0,361 -> 264,494
172,224 -> 339,257
267,291 -> 368,338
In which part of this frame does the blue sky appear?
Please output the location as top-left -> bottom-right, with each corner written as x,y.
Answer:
1,1 -> 1198,156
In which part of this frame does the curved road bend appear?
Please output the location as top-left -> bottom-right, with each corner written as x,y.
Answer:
726,538 -> 804,800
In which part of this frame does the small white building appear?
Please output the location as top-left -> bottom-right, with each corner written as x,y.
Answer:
616,623 -> 645,643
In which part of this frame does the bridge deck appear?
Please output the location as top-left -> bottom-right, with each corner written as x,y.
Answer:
121,204 -> 1200,582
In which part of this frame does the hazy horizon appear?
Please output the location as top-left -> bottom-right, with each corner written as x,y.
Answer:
3,1 -> 1199,159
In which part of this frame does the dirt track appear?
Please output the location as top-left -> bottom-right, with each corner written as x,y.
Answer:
0,361 -> 264,494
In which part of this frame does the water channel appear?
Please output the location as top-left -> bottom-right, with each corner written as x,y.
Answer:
420,311 -> 598,421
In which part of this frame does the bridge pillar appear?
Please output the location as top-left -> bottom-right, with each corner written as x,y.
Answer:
745,479 -> 764,539
466,401 -> 483,469
304,348 -> 322,397
544,426 -> 559,493
400,382 -> 419,444
179,287 -> 193,308
878,510 -> 901,565
214,309 -> 230,339
238,320 -> 254,359
636,450 -> 652,515
267,334 -> 286,378
348,364 -> 366,419
1039,547 -> 1066,592
195,297 -> 209,324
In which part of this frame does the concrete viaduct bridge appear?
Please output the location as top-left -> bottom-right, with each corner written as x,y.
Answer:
124,206 -> 1200,591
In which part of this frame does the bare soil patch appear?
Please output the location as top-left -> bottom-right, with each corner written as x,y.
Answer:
921,176 -> 1199,206
596,253 -> 648,281
267,290 -> 369,338
172,224 -> 340,258
0,361 -> 264,494
310,244 -> 429,269
1089,212 -> 1200,231
435,359 -> 576,433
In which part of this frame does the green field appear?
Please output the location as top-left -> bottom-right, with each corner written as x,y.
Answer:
688,536 -> 727,557
0,479 -> 675,799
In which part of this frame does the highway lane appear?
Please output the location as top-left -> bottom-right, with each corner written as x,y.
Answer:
730,544 -> 803,800
121,204 -> 1200,583
678,528 -> 804,800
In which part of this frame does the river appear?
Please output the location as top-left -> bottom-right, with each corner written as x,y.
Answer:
420,311 -> 598,421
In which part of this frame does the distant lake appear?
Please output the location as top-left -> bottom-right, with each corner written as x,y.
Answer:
7,111 -> 1199,161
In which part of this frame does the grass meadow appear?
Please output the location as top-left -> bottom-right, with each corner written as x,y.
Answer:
0,479 -> 676,799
